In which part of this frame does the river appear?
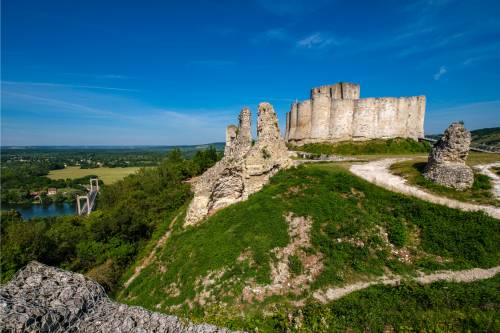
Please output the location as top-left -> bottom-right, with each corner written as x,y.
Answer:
2,202 -> 77,220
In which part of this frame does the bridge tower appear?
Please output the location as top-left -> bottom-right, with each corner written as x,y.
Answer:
76,177 -> 100,216
90,178 -> 99,192
76,195 -> 90,215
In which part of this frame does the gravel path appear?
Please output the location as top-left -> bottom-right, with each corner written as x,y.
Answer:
349,158 -> 500,219
313,266 -> 500,303
475,162 -> 500,199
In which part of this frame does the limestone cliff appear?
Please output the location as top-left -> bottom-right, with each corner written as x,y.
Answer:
185,103 -> 292,227
285,82 -> 426,145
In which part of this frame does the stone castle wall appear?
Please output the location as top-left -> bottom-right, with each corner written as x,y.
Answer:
286,82 -> 425,144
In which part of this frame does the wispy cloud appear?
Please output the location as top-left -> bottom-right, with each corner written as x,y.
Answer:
296,32 -> 340,49
2,81 -> 139,92
433,65 -> 448,80
253,29 -> 345,51
61,72 -> 131,80
1,80 -> 237,145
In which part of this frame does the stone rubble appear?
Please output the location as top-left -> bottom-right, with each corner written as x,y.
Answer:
424,122 -> 474,190
185,103 -> 292,226
0,261 -> 240,333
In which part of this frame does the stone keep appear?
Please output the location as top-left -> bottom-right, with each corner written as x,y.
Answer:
424,122 -> 474,190
285,82 -> 425,144
185,103 -> 292,226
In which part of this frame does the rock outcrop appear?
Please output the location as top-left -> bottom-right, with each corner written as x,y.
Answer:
424,122 -> 474,190
0,261 -> 238,333
185,103 -> 292,226
285,82 -> 426,145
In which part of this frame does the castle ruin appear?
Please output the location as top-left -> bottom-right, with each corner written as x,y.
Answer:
185,103 -> 292,226
285,82 -> 426,145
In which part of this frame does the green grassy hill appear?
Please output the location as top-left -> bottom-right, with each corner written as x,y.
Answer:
117,163 -> 500,332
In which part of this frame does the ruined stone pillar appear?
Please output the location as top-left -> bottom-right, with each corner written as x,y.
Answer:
229,107 -> 252,157
257,102 -> 282,141
310,86 -> 331,141
285,111 -> 290,141
225,125 -> 238,155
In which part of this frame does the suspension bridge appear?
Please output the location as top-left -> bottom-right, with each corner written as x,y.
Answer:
76,178 -> 99,216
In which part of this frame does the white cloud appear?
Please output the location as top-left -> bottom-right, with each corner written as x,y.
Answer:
433,65 -> 447,80
296,33 -> 339,49
2,80 -> 138,92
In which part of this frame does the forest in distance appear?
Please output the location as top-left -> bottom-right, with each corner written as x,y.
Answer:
0,144 -> 224,206
1,146 -> 222,290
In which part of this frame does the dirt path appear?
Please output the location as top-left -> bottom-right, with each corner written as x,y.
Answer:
124,213 -> 181,288
349,158 -> 500,219
475,162 -> 500,199
313,266 -> 500,303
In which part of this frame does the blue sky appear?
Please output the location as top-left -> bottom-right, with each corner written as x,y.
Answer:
2,0 -> 499,145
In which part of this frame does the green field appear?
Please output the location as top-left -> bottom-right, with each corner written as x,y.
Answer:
48,166 -> 140,184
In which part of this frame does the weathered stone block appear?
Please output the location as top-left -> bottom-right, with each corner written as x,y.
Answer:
424,122 -> 474,190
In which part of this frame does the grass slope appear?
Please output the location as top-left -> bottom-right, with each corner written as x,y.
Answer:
118,163 -> 499,331
391,160 -> 499,207
292,138 -> 430,156
48,166 -> 140,184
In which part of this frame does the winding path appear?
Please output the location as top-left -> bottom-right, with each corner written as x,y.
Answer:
313,266 -> 500,303
475,162 -> 500,199
124,213 -> 181,288
349,158 -> 500,219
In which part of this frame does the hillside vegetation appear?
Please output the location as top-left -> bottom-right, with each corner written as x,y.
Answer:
118,163 -> 499,331
291,138 -> 430,156
1,148 -> 220,288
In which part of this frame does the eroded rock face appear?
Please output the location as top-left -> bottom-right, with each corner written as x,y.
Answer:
185,103 -> 292,226
0,262 -> 238,333
424,122 -> 474,190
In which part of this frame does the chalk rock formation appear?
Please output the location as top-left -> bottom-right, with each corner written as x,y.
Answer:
0,261 -> 238,333
185,103 -> 292,226
424,122 -> 474,190
285,82 -> 426,145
